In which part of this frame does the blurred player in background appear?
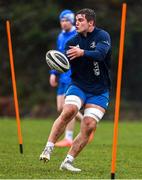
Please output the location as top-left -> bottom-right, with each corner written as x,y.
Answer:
49,10 -> 87,147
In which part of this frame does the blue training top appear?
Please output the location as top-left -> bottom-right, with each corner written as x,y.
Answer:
50,26 -> 76,84
65,27 -> 112,95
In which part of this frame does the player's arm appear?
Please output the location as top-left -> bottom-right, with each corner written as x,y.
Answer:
67,46 -> 84,60
49,70 -> 58,87
66,31 -> 111,61
65,36 -> 82,60
83,31 -> 111,61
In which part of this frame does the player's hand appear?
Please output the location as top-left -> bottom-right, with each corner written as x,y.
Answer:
49,74 -> 58,87
66,46 -> 84,60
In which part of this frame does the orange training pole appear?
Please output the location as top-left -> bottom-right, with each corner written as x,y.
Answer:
111,3 -> 127,179
6,20 -> 23,154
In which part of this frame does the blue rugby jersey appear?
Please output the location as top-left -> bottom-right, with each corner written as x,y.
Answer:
65,27 -> 111,94
50,26 -> 76,84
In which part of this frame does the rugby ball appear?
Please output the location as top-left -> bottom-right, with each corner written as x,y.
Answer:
46,50 -> 70,73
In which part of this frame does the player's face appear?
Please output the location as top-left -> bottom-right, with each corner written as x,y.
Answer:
75,14 -> 89,33
60,18 -> 72,32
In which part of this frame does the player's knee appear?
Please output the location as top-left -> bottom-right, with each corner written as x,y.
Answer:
80,117 -> 96,141
83,117 -> 97,132
60,104 -> 78,123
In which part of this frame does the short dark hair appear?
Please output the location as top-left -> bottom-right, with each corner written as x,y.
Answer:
76,8 -> 96,24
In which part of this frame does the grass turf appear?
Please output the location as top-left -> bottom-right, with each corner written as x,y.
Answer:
0,118 -> 142,179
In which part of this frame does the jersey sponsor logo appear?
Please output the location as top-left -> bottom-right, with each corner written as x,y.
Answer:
93,61 -> 100,76
102,40 -> 110,46
90,41 -> 96,48
76,44 -> 80,48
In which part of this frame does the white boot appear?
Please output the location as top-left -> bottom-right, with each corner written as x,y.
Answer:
60,161 -> 81,172
39,146 -> 53,162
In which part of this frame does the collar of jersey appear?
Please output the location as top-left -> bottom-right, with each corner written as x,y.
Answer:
80,27 -> 97,38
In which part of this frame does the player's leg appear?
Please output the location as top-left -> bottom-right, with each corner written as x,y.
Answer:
48,104 -> 78,143
56,87 -> 76,147
57,108 -> 83,147
55,117 -> 75,147
60,91 -> 109,172
40,103 -> 78,162
56,83 -> 94,147
56,110 -> 85,147
75,110 -> 94,143
56,82 -> 67,113
57,94 -> 64,113
56,95 -> 75,145
69,105 -> 105,156
39,85 -> 83,163
60,105 -> 105,172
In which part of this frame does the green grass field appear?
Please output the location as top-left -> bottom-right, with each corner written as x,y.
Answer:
0,118 -> 142,179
